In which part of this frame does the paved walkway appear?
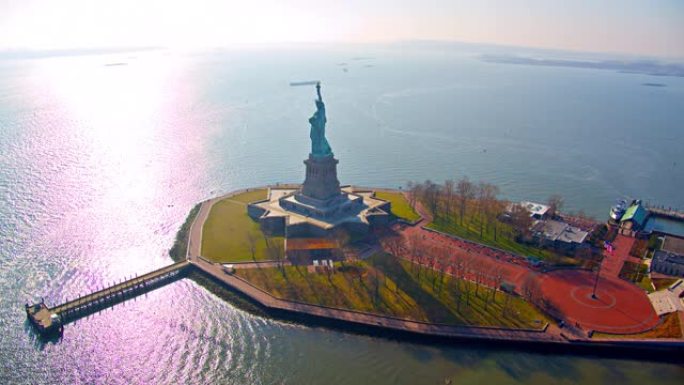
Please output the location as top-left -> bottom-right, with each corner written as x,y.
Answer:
601,235 -> 639,278
187,196 -> 222,260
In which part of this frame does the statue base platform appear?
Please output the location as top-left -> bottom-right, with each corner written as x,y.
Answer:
280,191 -> 363,220
247,186 -> 392,238
301,155 -> 340,201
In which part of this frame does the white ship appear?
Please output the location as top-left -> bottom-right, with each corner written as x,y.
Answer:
609,199 -> 628,221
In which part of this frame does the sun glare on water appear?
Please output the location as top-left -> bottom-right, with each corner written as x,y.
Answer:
27,52 -> 196,275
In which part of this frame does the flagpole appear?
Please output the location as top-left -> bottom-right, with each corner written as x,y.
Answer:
593,242 -> 609,299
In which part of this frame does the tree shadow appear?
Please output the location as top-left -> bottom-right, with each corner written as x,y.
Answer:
369,253 -> 460,324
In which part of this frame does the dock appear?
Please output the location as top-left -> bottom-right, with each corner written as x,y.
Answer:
648,207 -> 684,221
26,260 -> 192,335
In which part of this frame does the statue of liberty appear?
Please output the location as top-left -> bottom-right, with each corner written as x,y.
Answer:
309,82 -> 333,158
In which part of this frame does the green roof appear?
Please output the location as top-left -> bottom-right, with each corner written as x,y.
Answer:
621,203 -> 647,226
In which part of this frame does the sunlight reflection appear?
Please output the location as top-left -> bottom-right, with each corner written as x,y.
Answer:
32,52 -> 190,274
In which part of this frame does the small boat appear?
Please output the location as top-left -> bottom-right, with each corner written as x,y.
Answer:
609,199 -> 627,221
289,80 -> 320,87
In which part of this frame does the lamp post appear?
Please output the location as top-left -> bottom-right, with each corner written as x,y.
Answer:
592,254 -> 604,299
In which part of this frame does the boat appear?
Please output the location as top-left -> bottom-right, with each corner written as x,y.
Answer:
609,199 -> 628,221
289,80 -> 320,87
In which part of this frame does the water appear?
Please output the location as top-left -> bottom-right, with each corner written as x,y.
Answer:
645,216 -> 684,238
1,44 -> 683,384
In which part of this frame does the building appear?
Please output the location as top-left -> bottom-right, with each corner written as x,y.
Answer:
531,219 -> 589,253
651,250 -> 684,277
662,236 -> 684,255
505,201 -> 550,220
619,201 -> 648,236
285,238 -> 340,264
647,279 -> 684,315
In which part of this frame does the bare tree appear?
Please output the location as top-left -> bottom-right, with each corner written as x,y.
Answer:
491,267 -> 504,303
548,194 -> 564,218
477,183 -> 501,239
372,270 -> 381,305
408,232 -> 423,271
246,232 -> 258,262
521,274 -> 543,307
456,177 -> 475,225
383,235 -> 404,257
502,291 -> 513,316
406,181 -> 421,210
450,267 -> 462,311
462,275 -> 473,306
421,180 -> 440,219
437,248 -> 450,293
428,253 -> 438,290
443,179 -> 455,222
265,236 -> 285,273
510,203 -> 533,240
474,268 -> 485,297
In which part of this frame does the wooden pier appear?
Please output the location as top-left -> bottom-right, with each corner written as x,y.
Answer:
26,260 -> 192,335
648,207 -> 684,221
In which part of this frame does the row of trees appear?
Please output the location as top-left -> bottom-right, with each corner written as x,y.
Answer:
384,233 -> 515,314
406,178 -> 568,240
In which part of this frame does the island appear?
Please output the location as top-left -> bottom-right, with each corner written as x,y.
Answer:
26,83 -> 684,359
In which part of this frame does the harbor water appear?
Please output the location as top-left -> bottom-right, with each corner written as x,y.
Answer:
1,44 -> 683,384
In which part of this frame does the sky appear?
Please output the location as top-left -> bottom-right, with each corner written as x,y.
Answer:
1,0 -> 683,58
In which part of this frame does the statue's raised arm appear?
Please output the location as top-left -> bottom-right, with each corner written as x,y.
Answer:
308,82 -> 333,158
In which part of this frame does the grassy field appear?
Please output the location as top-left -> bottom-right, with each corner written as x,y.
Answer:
230,189 -> 269,204
593,312 -> 682,339
201,189 -> 284,263
429,216 -> 578,266
638,275 -> 655,293
236,253 -> 546,328
375,191 -> 421,222
619,261 -> 649,283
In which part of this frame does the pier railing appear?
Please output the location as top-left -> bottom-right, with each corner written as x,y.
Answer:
29,260 -> 192,330
646,206 -> 684,221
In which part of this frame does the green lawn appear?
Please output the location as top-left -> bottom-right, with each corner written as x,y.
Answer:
201,189 -> 284,263
638,275 -> 655,293
236,253 -> 546,328
375,191 -> 421,222
230,189 -> 269,204
429,217 -> 577,266
619,261 -> 649,284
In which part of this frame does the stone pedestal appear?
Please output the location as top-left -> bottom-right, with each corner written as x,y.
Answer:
301,155 -> 340,201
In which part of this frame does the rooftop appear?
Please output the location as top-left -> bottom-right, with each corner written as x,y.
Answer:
620,203 -> 648,226
521,201 -> 550,217
287,238 -> 338,251
662,236 -> 684,256
653,250 -> 684,266
533,219 -> 588,244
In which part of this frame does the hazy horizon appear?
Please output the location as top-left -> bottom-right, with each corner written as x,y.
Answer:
1,1 -> 682,58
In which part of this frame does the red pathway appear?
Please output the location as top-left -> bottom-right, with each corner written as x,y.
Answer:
601,235 -> 640,277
